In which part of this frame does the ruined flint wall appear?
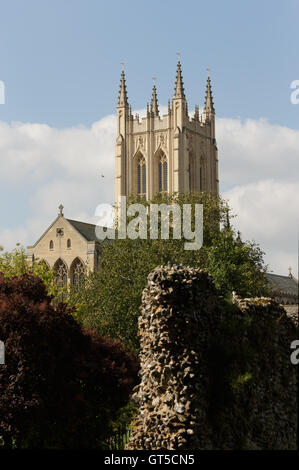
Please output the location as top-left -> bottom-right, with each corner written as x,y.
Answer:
127,265 -> 298,450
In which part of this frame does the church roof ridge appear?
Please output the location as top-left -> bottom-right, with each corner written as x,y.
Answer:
66,218 -> 97,227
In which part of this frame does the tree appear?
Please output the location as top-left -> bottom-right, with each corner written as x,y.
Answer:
206,230 -> 268,298
69,192 -> 269,351
0,273 -> 138,449
0,244 -> 66,300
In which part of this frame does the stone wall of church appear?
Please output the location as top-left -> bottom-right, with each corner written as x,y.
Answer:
127,265 -> 297,450
116,111 -> 218,202
26,216 -> 98,282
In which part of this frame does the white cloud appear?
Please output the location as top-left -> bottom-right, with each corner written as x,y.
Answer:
0,112 -> 298,277
0,116 -> 116,183
224,180 -> 299,275
217,117 -> 299,190
0,115 -> 117,251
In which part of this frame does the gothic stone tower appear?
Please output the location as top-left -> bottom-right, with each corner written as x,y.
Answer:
114,60 -> 219,204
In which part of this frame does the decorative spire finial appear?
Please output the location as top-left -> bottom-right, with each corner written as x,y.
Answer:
288,266 -> 292,277
58,204 -> 64,217
150,77 -> 159,117
173,54 -> 185,99
204,70 -> 215,114
117,64 -> 128,107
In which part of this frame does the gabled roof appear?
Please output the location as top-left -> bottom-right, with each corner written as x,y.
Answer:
27,216 -> 107,250
66,219 -> 101,242
265,273 -> 298,297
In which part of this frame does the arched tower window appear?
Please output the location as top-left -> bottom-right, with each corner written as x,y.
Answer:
49,240 -> 54,250
137,155 -> 146,197
158,153 -> 168,192
54,259 -> 68,299
199,155 -> 206,191
71,258 -> 85,287
67,238 -> 71,249
189,153 -> 196,191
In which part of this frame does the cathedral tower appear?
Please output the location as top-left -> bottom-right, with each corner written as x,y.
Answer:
114,59 -> 219,205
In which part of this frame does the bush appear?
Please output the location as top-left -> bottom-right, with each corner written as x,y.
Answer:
0,273 -> 139,449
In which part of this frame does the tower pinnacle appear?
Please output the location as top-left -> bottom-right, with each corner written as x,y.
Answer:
194,104 -> 199,121
173,57 -> 186,100
150,78 -> 159,117
117,69 -> 128,107
204,71 -> 215,114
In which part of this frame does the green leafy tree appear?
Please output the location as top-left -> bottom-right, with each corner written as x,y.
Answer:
206,230 -> 268,298
0,244 -> 65,300
70,193 -> 269,351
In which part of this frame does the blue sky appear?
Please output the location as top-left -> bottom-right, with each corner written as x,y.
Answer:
0,0 -> 298,276
0,0 -> 298,128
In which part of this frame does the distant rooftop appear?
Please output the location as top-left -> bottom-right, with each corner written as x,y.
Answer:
265,273 -> 298,297
67,219 -> 100,242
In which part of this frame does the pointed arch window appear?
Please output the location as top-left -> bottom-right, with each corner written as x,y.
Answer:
158,153 -> 168,193
200,163 -> 205,191
199,156 -> 206,191
49,240 -> 54,250
54,259 -> 68,300
200,167 -> 203,190
137,155 -> 146,197
189,153 -> 195,191
71,258 -> 85,288
67,238 -> 71,249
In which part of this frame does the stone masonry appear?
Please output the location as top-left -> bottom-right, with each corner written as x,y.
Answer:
127,264 -> 298,450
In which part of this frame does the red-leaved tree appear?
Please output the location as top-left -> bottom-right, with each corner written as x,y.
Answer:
0,273 -> 138,449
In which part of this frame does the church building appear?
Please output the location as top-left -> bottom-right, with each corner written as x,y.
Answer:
26,204 -> 102,287
27,59 -> 219,286
26,59 -> 298,311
